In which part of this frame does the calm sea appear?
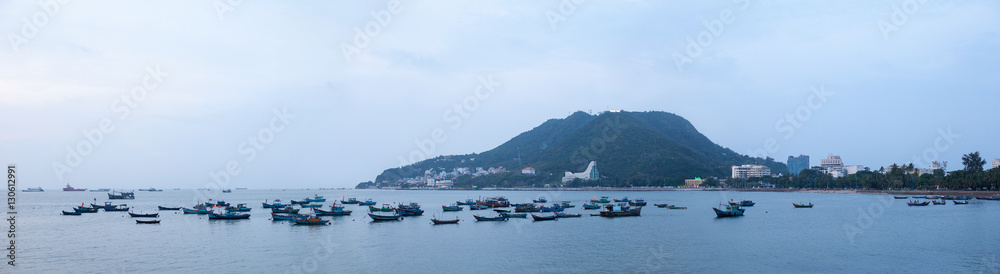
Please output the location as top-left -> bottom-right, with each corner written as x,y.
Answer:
10,189 -> 1000,273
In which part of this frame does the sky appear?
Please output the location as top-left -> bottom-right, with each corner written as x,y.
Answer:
1,1 -> 998,189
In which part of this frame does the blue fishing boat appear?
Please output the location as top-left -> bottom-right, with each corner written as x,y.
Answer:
556,213 -> 582,218
135,220 -> 160,224
108,191 -> 135,200
953,200 -> 969,205
583,204 -> 601,210
315,208 -> 352,216
442,205 -> 463,211
395,203 -> 424,216
531,214 -> 558,221
539,206 -> 564,212
158,206 -> 181,210
533,197 -> 547,203
74,206 -> 98,213
500,212 -> 527,218
907,201 -> 930,206
62,210 -> 82,215
431,218 -> 460,224
456,199 -> 476,205
104,206 -> 129,211
299,204 -> 322,208
613,197 -> 630,203
599,204 -> 642,217
205,201 -> 230,207
271,213 -> 308,220
208,212 -> 250,219
358,199 -> 377,206
559,201 -> 575,208
226,203 -> 252,212
271,207 -> 294,213
128,212 -> 159,218
341,198 -> 359,204
305,195 -> 326,202
713,204 -> 745,217
292,217 -> 329,225
473,214 -> 508,221
469,205 -> 487,210
629,199 -> 647,206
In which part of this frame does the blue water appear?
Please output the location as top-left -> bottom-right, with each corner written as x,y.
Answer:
11,190 -> 1000,273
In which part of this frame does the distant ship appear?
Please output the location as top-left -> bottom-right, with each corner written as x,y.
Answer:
89,188 -> 111,192
62,184 -> 86,191
21,187 -> 43,192
235,188 -> 248,190
138,188 -> 163,192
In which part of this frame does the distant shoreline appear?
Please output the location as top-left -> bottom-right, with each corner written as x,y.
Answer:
377,187 -> 1000,196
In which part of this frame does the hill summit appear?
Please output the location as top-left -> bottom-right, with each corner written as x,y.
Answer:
364,111 -> 786,188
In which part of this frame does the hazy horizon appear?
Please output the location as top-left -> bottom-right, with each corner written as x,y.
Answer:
2,1 -> 998,189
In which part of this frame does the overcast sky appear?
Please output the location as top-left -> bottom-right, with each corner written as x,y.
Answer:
2,1 -> 998,189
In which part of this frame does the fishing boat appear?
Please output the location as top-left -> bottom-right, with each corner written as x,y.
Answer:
341,198 -> 359,204
514,204 -> 540,212
358,199 -> 377,206
473,214 -> 509,221
157,206 -> 181,210
531,214 -> 558,221
305,195 -> 326,202
62,210 -> 82,215
500,212 -> 527,218
271,213 -> 307,220
262,199 -> 285,208
74,206 -> 98,213
290,199 -> 311,205
299,204 -> 322,208
431,218 -> 460,224
478,196 -> 511,208
907,201 -> 930,206
221,189 -> 232,193
370,204 -> 395,212
613,197 -> 630,203
595,196 -> 611,203
128,212 -> 159,218
533,197 -> 547,203
182,206 -> 211,214
599,204 -> 642,217
654,204 -> 671,208
713,204 -> 745,217
226,203 -> 252,212
21,187 -> 43,192
953,200 -> 969,205
135,220 -> 160,224
932,200 -> 947,205
539,206 -> 564,212
205,201 -> 230,207
368,213 -> 402,221
442,205 -> 463,211
104,206 -> 129,211
395,203 -> 424,216
315,208 -> 352,216
628,199 -> 647,206
62,184 -> 87,191
894,196 -> 908,199
456,199 -> 476,205
667,206 -> 687,210
292,217 -> 330,225
469,205 -> 488,210
493,209 -> 511,213
89,189 -> 111,192
728,200 -> 755,207
559,201 -> 575,208
792,202 -> 813,208
208,212 -> 250,219
108,191 -> 135,200
271,207 -> 295,213
556,213 -> 582,218
583,203 -> 601,210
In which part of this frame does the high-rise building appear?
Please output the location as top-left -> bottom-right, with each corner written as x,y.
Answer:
820,155 -> 845,178
732,164 -> 772,179
787,155 -> 809,175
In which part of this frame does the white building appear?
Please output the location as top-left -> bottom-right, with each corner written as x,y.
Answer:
521,167 -> 536,175
731,164 -> 771,179
844,165 -> 866,175
993,158 -> 999,169
562,161 -> 599,182
820,156 -> 846,178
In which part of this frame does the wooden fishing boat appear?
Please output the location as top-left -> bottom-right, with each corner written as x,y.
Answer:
108,191 -> 135,200
613,197 -> 630,203
369,204 -> 394,212
128,212 -> 159,218
104,206 -> 129,212
456,199 -> 476,205
431,218 -> 460,224
292,217 -> 330,225
182,207 -> 211,214
595,196 -> 611,203
473,214 -> 508,221
599,204 -> 642,217
728,200 -> 755,206
158,206 -> 181,210
792,203 -> 813,208
493,209 -> 511,213
583,204 -> 601,210
299,204 -> 323,208
271,207 -> 294,213
205,201 -> 230,207
135,220 -> 160,224
953,200 -> 969,205
894,196 -> 908,199
226,204 -> 252,212
654,204 -> 670,208
469,205 -> 487,210
539,206 -> 564,212
667,206 -> 687,210
559,201 -> 575,208
305,195 -> 326,202
713,204 -> 745,217
358,199 -> 377,206
315,208 -> 352,216
271,213 -> 308,220
531,214 -> 558,221
500,212 -> 527,218
533,197 -> 547,203
290,200 -> 311,205
932,200 -> 946,205
208,212 -> 250,219
395,203 -> 424,216
514,204 -> 540,212
341,198 -> 359,204
62,210 -> 82,215
556,213 -> 582,218
368,213 -> 402,221
74,206 -> 99,213
907,201 -> 930,206
442,205 -> 463,211
628,199 -> 647,206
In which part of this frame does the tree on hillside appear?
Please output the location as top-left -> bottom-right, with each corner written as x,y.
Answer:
962,151 -> 986,173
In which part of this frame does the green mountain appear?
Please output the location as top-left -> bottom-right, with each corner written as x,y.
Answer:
367,111 -> 786,188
